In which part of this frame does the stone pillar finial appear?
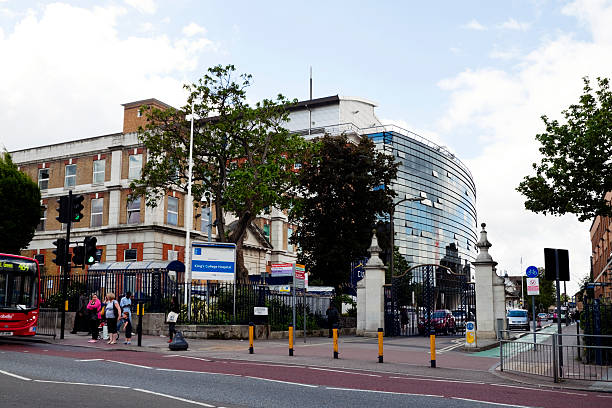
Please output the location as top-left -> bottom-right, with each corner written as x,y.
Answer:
475,222 -> 494,263
366,229 -> 384,267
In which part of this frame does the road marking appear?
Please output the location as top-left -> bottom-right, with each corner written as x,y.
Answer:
105,360 -> 152,369
229,361 -> 302,369
34,380 -> 130,389
76,358 -> 104,362
133,388 -> 215,407
163,354 -> 182,357
389,376 -> 485,385
178,355 -> 212,362
597,395 -> 612,398
308,367 -> 381,377
324,387 -> 442,397
0,370 -> 32,381
155,368 -> 241,377
489,383 -> 587,396
245,376 -> 318,388
451,397 -> 536,407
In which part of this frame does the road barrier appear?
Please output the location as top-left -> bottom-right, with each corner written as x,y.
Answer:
37,308 -> 58,338
378,327 -> 383,363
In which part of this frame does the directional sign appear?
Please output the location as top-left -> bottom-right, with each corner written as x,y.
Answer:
294,264 -> 306,289
271,263 -> 294,277
527,277 -> 540,295
526,266 -> 539,278
465,321 -> 476,347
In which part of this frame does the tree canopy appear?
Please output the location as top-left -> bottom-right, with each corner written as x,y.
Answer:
132,65 -> 310,281
289,135 -> 398,290
517,77 -> 612,222
0,152 -> 41,254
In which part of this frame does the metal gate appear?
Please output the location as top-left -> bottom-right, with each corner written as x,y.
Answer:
384,264 -> 475,336
37,308 -> 58,338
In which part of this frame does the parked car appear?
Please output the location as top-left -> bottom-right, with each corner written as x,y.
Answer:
507,309 -> 530,331
419,309 -> 456,335
452,310 -> 467,330
537,313 -> 548,321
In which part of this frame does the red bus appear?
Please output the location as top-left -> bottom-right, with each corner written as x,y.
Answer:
0,253 -> 40,336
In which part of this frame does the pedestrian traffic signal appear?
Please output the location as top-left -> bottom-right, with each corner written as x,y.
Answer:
52,238 -> 66,266
72,245 -> 85,266
56,196 -> 70,223
71,194 -> 84,222
83,236 -> 97,265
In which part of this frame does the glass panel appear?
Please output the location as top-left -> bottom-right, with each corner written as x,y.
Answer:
129,154 -> 142,180
127,197 -> 141,224
167,197 -> 178,225
38,169 -> 49,190
65,164 -> 76,188
93,160 -> 105,184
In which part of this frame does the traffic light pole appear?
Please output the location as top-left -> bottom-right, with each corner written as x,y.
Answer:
59,191 -> 73,340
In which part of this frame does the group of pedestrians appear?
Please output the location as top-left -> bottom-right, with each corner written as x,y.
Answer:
75,291 -> 133,345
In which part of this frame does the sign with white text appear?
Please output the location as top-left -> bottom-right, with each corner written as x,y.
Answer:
271,263 -> 294,277
191,242 -> 236,281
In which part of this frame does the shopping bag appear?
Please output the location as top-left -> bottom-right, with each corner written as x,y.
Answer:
102,324 -> 109,340
166,311 -> 178,323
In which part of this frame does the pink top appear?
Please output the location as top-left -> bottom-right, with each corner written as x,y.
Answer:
86,298 -> 101,319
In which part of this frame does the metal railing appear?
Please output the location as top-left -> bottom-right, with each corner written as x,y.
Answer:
36,308 -> 57,338
500,328 -> 612,383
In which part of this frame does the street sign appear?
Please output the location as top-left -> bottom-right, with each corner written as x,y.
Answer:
254,307 -> 268,316
271,263 -> 294,277
191,242 -> 236,281
279,286 -> 291,293
465,321 -> 476,347
526,266 -> 539,278
527,277 -> 540,295
294,264 -> 306,289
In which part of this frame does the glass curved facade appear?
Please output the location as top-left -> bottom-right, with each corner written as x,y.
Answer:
367,129 -> 478,276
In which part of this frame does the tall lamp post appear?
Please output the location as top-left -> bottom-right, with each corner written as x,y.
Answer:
389,194 -> 425,277
185,100 -> 195,319
202,190 -> 213,243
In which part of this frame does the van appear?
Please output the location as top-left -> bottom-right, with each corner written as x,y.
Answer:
507,309 -> 529,331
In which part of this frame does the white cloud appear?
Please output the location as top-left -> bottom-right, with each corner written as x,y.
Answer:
462,19 -> 487,31
139,22 -> 154,32
182,22 -> 207,37
125,0 -> 157,15
436,0 -> 612,293
489,47 -> 522,60
0,3 -> 219,151
498,18 -> 530,31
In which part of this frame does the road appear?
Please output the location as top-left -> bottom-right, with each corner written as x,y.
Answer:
1,338 -> 611,408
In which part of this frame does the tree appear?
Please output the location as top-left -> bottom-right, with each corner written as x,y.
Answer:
132,65 -> 309,281
517,77 -> 612,222
0,152 -> 41,254
289,135 -> 398,290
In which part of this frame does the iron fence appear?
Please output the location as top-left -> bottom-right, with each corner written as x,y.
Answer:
36,308 -> 57,338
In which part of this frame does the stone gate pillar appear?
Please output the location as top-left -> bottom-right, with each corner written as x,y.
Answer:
472,223 -> 507,340
356,230 -> 385,336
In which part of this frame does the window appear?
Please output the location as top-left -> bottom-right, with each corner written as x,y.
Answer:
167,196 -> 178,226
38,169 -> 49,190
128,154 -> 142,180
263,224 -> 270,241
137,109 -> 142,118
127,197 -> 141,224
124,249 -> 137,261
91,198 -> 103,227
34,254 -> 45,265
64,164 -> 76,188
167,250 -> 178,261
287,227 -> 293,252
93,159 -> 105,184
36,207 -> 46,232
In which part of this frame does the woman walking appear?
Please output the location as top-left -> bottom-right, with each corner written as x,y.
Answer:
104,292 -> 122,345
86,294 -> 101,343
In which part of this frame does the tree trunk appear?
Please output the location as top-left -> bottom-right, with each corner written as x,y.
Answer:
231,212 -> 253,283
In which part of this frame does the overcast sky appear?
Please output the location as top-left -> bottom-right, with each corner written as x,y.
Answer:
2,0 -> 611,294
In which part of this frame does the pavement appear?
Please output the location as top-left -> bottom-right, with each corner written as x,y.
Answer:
27,322 -> 610,394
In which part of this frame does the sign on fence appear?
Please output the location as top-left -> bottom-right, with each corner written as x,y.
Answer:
254,307 -> 268,316
191,242 -> 236,281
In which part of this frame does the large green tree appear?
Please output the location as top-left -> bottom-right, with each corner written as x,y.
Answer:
132,65 -> 309,281
0,152 -> 41,254
289,135 -> 398,290
517,77 -> 612,221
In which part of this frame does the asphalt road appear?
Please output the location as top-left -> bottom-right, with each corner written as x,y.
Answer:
1,338 -> 611,408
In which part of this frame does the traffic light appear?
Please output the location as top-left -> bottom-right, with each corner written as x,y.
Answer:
71,195 -> 84,223
73,245 -> 85,266
52,238 -> 66,266
56,196 -> 70,223
83,236 -> 98,265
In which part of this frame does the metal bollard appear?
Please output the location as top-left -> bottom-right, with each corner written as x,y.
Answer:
333,324 -> 339,359
137,303 -> 143,347
430,330 -> 436,368
249,322 -> 254,354
65,300 -> 69,312
289,324 -> 294,356
378,327 -> 384,363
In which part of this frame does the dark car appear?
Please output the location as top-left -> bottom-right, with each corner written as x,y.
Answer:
418,309 -> 456,335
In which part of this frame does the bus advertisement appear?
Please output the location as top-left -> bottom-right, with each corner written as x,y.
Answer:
0,253 -> 40,336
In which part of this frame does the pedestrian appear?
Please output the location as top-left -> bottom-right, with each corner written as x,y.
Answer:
117,291 -> 132,338
86,294 -> 101,343
120,311 -> 132,345
71,293 -> 89,334
326,302 -> 339,338
167,297 -> 179,343
400,307 -> 409,335
104,292 -> 122,345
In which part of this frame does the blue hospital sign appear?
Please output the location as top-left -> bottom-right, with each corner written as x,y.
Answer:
191,242 -> 236,281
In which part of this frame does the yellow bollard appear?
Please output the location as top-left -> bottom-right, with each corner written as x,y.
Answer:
136,304 -> 140,315
249,322 -> 254,354
65,300 -> 69,312
289,324 -> 294,356
430,332 -> 436,368
333,325 -> 339,359
378,327 -> 384,363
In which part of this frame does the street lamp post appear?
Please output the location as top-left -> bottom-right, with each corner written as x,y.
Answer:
202,190 -> 213,243
389,194 -> 425,277
185,100 -> 195,320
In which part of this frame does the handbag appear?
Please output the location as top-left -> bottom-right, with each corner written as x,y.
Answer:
166,311 -> 178,323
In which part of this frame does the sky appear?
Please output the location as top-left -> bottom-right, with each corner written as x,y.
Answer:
2,0 -> 611,294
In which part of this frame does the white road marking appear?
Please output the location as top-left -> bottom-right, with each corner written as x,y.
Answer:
308,367 -> 381,377
178,355 -> 212,362
133,388 -> 215,407
389,376 -> 484,385
0,370 -> 32,381
34,380 -> 130,389
489,383 -> 587,396
324,387 -> 442,397
76,358 -> 104,362
105,360 -> 152,369
245,376 -> 318,388
229,361 -> 302,368
164,354 -> 181,357
155,368 -> 241,377
451,397 -> 536,408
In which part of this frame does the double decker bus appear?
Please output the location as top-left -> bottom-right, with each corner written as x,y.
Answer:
0,253 -> 40,336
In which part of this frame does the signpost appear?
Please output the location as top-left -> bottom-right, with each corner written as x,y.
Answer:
526,266 -> 540,346
465,321 -> 476,348
294,264 -> 307,343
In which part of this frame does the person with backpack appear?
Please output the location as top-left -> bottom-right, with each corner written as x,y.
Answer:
104,292 -> 122,345
86,294 -> 101,343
